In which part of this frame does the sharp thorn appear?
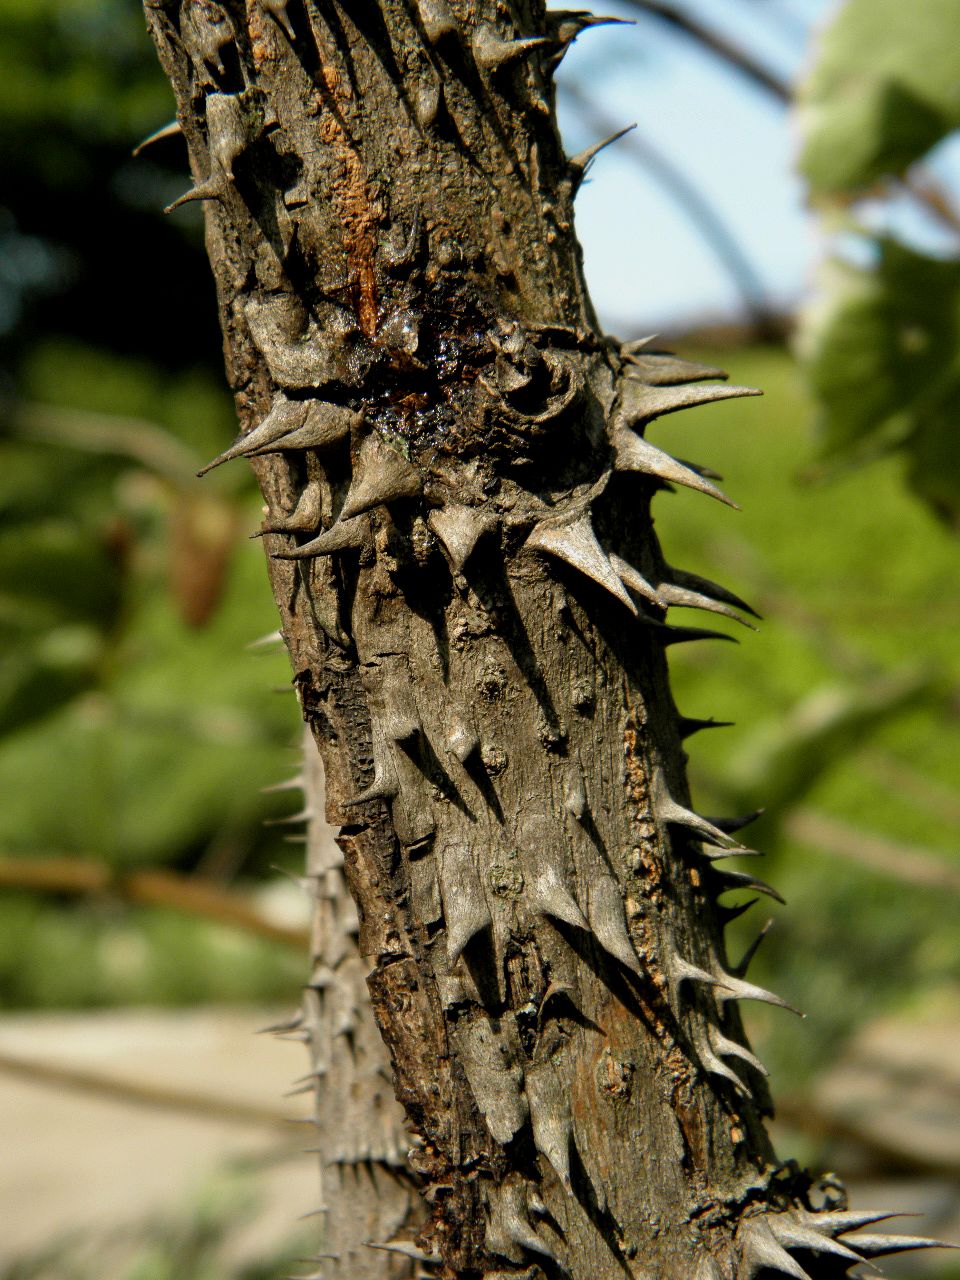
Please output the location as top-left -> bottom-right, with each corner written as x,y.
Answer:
619,378 -> 761,425
339,433 -> 422,520
622,350 -> 728,385
428,504 -> 497,572
133,118 -> 183,156
473,26 -> 549,72
438,843 -> 491,964
608,552 -> 661,605
272,516 -> 369,560
197,397 -> 309,476
678,716 -> 734,739
732,918 -> 774,977
613,429 -> 738,507
525,512 -> 637,614
568,124 -> 636,186
164,176 -> 223,214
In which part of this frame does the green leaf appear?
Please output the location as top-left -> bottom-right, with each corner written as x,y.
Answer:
800,237 -> 960,526
798,0 -> 960,194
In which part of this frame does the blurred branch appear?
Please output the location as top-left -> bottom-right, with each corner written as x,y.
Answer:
562,83 -> 774,333
8,401 -> 204,485
785,809 -> 960,895
861,749 -> 960,828
622,1 -> 960,246
895,169 -> 960,239
776,1093 -> 960,1179
621,0 -> 792,101
0,1049 -> 291,1129
0,855 -> 310,950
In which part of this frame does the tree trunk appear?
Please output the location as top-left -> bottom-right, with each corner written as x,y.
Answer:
143,3 -> 930,1276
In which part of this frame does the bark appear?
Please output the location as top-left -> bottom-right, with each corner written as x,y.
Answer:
296,728 -> 424,1277
142,3 -> 934,1277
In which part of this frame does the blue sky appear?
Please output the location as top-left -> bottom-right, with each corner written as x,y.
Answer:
553,0 -> 834,332
549,0 -> 960,335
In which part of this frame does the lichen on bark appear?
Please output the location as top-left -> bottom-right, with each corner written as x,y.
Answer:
143,3 -> 943,1277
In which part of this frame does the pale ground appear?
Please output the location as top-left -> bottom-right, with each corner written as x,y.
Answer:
0,1003 -> 957,1276
0,1007 -> 318,1272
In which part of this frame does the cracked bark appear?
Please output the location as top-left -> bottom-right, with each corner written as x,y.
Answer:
143,3 -> 938,1277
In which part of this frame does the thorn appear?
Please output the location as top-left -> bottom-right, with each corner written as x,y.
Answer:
587,875 -> 641,974
250,401 -> 359,457
529,862 -> 588,931
415,0 -> 458,44
768,1217 -> 870,1268
473,26 -> 549,72
713,867 -> 785,905
733,918 -> 773,977
366,1241 -> 441,1264
525,1065 -> 574,1191
840,1233 -> 957,1258
458,1017 -> 528,1144
613,429 -> 738,507
652,770 -> 739,848
621,334 -> 659,354
256,1011 -> 303,1035
707,810 -> 765,835
696,1033 -> 749,1094
488,1180 -> 559,1262
132,118 -> 182,156
544,11 -> 632,71
261,774 -> 303,794
445,716 -> 479,764
657,621 -> 738,646
678,716 -> 734,739
246,629 -> 284,650
205,92 -> 248,181
343,734 -> 400,807
619,378 -> 761,425
657,581 -> 757,630
796,1210 -> 902,1237
568,124 -> 636,190
738,1216 -> 813,1280
710,1027 -> 768,1077
339,433 -> 422,520
666,565 -> 761,619
264,0 -> 296,39
198,397 -> 308,475
259,481 -> 324,535
623,350 -> 728,385
608,552 -> 660,605
714,970 -> 802,1016
438,843 -> 491,964
563,765 -> 587,821
427,504 -> 497,572
667,951 -> 731,995
525,512 -> 637,614
272,515 -> 370,560
164,176 -> 223,214
717,898 -> 759,926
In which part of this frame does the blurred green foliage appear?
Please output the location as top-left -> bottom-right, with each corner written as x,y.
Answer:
0,0 -> 305,1006
798,0 -> 960,527
653,345 -> 960,1090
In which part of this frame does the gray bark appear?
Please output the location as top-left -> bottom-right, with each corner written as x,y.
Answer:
295,728 -> 423,1276
142,3 -> 934,1277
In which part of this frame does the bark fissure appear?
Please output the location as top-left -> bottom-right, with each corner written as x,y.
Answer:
143,3 -> 943,1277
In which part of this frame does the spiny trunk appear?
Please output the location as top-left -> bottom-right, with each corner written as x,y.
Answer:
144,3 -> 934,1277
290,727 -> 423,1276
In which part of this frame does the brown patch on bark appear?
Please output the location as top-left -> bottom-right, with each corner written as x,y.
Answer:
314,59 -> 380,338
